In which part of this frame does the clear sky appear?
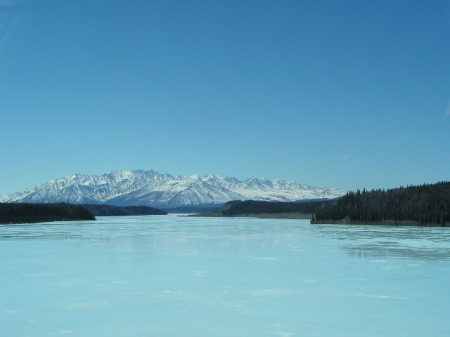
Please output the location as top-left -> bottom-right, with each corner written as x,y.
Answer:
0,0 -> 449,195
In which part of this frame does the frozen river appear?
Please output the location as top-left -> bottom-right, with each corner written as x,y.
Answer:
1,215 -> 450,337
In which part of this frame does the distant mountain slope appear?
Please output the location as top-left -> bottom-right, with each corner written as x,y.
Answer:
311,182 -> 450,226
0,170 -> 346,208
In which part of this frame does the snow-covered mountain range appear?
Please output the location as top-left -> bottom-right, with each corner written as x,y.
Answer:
0,170 -> 346,208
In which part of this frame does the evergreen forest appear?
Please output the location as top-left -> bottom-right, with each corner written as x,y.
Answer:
216,199 -> 333,217
0,203 -> 95,224
81,204 -> 167,216
312,182 -> 450,226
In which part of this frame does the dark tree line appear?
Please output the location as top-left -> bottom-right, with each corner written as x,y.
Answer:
0,203 -> 95,224
82,204 -> 167,216
218,199 -> 333,217
312,182 -> 450,226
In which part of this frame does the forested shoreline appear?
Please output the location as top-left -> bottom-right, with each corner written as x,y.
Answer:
0,203 -> 95,224
311,182 -> 450,226
0,203 -> 169,224
81,204 -> 167,216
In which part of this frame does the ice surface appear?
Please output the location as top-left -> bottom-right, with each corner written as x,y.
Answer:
1,216 -> 450,337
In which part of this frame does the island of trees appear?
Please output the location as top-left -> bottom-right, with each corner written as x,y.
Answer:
198,199 -> 334,219
311,181 -> 450,226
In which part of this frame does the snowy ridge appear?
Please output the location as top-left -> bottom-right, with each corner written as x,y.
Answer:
0,170 -> 346,208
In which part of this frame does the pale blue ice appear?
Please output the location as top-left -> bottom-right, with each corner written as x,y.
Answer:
1,215 -> 450,337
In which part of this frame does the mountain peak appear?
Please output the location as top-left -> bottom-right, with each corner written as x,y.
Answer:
0,170 -> 346,207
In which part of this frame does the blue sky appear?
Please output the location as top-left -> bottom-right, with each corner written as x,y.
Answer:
0,0 -> 449,194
